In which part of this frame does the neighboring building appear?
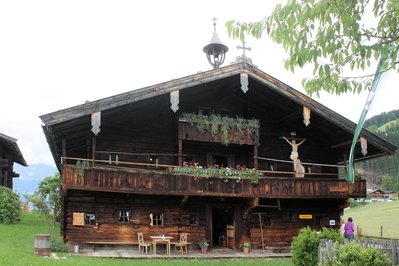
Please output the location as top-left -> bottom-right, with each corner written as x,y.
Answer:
40,29 -> 397,253
368,189 -> 395,201
0,133 -> 27,189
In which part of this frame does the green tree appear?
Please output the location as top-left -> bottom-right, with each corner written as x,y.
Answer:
25,173 -> 61,240
0,186 -> 21,224
226,0 -> 399,96
291,226 -> 343,266
382,175 -> 394,191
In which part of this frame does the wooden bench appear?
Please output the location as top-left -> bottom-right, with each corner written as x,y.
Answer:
85,241 -> 138,252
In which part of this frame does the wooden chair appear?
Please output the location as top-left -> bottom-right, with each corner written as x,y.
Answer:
137,232 -> 151,254
173,233 -> 188,254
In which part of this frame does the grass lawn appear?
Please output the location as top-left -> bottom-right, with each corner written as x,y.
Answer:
344,200 -> 399,238
0,212 -> 293,266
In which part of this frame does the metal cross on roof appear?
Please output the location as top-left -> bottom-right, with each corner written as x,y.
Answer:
237,41 -> 251,60
232,41 -> 257,67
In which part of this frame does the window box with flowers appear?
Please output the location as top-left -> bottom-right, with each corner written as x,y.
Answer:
179,113 -> 259,146
174,162 -> 262,184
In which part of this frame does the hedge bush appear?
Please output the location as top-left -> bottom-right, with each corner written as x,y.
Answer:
50,238 -> 69,253
291,226 -> 343,266
0,186 -> 21,224
326,242 -> 390,266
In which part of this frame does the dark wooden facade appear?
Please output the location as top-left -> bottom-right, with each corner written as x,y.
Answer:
41,63 -> 396,252
0,133 -> 27,189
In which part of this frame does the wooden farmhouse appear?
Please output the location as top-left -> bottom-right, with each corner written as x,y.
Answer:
368,189 -> 394,201
40,59 -> 396,252
0,133 -> 27,189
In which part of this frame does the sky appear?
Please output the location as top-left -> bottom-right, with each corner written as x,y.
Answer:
1,0 -> 398,167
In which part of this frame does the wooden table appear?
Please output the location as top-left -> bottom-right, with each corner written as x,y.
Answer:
150,236 -> 173,255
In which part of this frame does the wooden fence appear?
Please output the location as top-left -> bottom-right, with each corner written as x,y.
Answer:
319,238 -> 399,265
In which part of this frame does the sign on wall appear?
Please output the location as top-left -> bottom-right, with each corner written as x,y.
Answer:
299,214 -> 313,219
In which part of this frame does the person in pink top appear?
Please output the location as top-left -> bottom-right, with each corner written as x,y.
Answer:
344,217 -> 355,241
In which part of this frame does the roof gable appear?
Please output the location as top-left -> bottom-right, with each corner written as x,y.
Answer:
40,63 -> 397,166
0,133 -> 27,166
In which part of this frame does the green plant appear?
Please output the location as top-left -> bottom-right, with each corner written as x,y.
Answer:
25,173 -> 61,240
348,198 -> 366,208
198,239 -> 209,249
0,186 -> 21,224
325,242 -> 390,266
239,241 -> 251,250
76,160 -> 90,179
175,163 -> 261,184
180,113 -> 259,146
237,166 -> 260,184
291,227 -> 343,266
50,238 -> 69,253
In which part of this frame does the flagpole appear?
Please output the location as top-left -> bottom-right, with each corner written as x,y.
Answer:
346,56 -> 387,183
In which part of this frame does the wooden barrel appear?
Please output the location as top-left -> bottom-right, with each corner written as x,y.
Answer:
34,234 -> 50,256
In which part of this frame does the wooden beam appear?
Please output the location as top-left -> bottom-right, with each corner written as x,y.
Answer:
331,139 -> 358,149
92,136 -> 96,167
62,138 -> 66,158
254,145 -> 258,170
206,205 -> 212,247
179,195 -> 188,209
0,159 -> 8,168
178,139 -> 183,166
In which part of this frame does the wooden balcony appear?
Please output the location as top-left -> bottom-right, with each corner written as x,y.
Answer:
62,164 -> 366,199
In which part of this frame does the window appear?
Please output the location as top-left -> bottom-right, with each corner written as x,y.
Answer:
151,213 -> 163,227
84,213 -> 96,225
118,211 -> 130,223
149,156 -> 159,166
108,154 -> 119,165
189,213 -> 199,226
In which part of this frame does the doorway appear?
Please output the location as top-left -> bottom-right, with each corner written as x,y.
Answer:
212,207 -> 234,247
207,153 -> 234,168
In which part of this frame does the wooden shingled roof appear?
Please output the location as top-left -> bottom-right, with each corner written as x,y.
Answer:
40,62 -> 397,169
0,132 -> 27,166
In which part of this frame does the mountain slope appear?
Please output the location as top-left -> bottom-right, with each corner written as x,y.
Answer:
358,109 -> 399,190
13,163 -> 58,199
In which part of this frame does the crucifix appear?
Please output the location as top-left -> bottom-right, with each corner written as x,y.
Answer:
281,136 -> 306,171
237,41 -> 252,61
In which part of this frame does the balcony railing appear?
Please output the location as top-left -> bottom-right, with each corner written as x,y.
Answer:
61,163 -> 366,199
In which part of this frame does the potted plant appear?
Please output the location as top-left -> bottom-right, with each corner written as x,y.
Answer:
198,239 -> 209,253
240,241 -> 251,253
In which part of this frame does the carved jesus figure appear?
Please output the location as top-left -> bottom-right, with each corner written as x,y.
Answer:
282,137 -> 306,170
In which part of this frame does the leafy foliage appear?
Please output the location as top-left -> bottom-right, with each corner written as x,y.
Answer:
25,173 -> 61,240
0,186 -> 21,224
174,162 -> 261,184
323,242 -> 390,266
291,227 -> 343,266
198,239 -> 209,248
50,238 -> 69,253
226,0 -> 399,96
180,113 -> 259,146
